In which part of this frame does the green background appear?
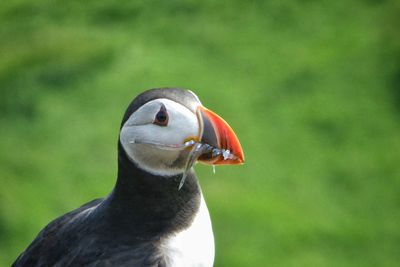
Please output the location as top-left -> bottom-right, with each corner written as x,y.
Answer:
1,1 -> 399,266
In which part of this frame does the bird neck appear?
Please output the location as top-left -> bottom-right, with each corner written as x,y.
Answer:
95,143 -> 201,239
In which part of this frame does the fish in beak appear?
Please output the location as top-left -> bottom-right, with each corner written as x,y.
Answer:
178,105 -> 245,189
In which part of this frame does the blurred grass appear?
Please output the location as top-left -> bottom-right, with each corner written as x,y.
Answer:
1,0 -> 400,266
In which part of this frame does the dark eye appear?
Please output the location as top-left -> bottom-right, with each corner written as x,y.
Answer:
153,105 -> 168,126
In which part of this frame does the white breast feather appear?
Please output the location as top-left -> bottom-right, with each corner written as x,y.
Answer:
161,195 -> 215,267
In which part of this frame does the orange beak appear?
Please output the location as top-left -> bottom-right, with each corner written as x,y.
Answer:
196,106 -> 244,165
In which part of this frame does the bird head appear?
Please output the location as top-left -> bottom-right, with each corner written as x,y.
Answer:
119,88 -> 244,177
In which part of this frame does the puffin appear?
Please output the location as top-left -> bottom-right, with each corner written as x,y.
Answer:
13,88 -> 244,267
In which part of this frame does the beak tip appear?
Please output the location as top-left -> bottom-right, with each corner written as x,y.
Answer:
234,148 -> 245,165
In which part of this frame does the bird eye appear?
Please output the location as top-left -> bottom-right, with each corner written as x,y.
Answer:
153,105 -> 168,126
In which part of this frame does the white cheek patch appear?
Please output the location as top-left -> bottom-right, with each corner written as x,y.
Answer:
120,99 -> 200,176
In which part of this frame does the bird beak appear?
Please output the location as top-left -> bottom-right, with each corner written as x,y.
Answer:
196,106 -> 245,165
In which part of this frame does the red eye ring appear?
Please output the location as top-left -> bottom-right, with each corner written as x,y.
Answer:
153,104 -> 168,126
